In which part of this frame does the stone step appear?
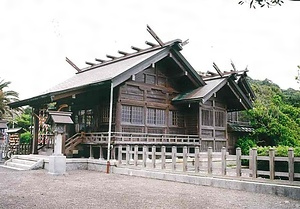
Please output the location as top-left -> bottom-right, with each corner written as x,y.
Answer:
11,158 -> 36,166
6,162 -> 31,170
0,164 -> 25,171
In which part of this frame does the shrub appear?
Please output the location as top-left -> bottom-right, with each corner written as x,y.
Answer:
20,132 -> 32,144
236,136 -> 257,155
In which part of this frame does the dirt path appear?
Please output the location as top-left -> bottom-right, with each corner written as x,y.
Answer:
0,167 -> 299,209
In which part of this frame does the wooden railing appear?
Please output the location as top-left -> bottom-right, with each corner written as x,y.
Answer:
117,146 -> 300,182
79,132 -> 200,145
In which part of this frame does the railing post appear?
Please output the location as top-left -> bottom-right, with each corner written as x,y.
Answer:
207,147 -> 212,175
152,146 -> 156,168
195,146 -> 200,173
236,147 -> 241,177
249,148 -> 253,177
288,147 -> 294,181
221,147 -> 226,176
118,145 -> 122,165
252,148 -> 257,179
142,146 -> 147,168
269,147 -> 275,180
126,145 -> 130,165
161,146 -> 166,170
89,145 -> 94,159
134,145 -> 138,166
183,146 -> 188,172
99,146 -> 104,160
172,146 -> 176,172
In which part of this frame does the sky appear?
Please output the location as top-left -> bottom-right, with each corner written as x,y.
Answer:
1,0 -> 300,100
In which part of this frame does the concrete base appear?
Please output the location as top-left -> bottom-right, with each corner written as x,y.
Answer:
48,155 -> 66,175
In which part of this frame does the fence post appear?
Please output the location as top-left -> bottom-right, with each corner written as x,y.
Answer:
152,146 -> 156,168
252,148 -> 257,179
183,146 -> 188,172
269,147 -> 275,180
236,147 -> 241,177
142,146 -> 147,168
126,145 -> 130,165
161,146 -> 166,170
118,145 -> 122,165
249,148 -> 253,177
195,146 -> 200,173
288,147 -> 294,181
207,147 -> 212,175
221,147 -> 226,176
172,146 -> 176,172
134,145 -> 138,167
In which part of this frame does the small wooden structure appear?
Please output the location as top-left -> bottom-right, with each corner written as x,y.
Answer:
9,27 -> 254,158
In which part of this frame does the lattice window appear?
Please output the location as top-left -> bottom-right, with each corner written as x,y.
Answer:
122,105 -> 131,123
122,105 -> 143,125
201,109 -> 213,126
169,110 -> 184,127
147,108 -> 156,125
215,110 -> 225,127
147,108 -> 165,125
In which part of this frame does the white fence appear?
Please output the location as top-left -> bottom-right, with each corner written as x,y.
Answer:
117,145 -> 300,182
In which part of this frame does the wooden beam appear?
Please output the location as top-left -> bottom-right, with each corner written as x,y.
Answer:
85,61 -> 96,66
66,57 -> 81,73
213,62 -> 223,77
106,54 -> 117,59
131,46 -> 142,52
146,25 -> 164,46
118,50 -> 129,56
145,41 -> 157,47
95,58 -> 105,63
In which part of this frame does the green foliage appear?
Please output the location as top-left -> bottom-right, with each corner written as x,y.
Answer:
256,146 -> 300,157
245,78 -> 300,147
13,107 -> 32,132
0,78 -> 20,120
20,132 -> 32,144
236,136 -> 257,155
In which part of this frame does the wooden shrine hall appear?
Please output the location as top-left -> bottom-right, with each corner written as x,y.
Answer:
9,26 -> 255,159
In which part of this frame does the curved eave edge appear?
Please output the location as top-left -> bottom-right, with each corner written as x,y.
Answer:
9,80 -> 111,108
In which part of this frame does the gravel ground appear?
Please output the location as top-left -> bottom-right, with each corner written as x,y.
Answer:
0,167 -> 299,209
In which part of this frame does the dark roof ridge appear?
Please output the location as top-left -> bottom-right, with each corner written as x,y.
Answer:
78,39 -> 182,74
202,70 -> 248,81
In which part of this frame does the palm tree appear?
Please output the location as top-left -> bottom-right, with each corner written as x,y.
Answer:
0,78 -> 20,120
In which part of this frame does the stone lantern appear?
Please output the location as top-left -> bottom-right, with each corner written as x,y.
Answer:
46,111 -> 73,175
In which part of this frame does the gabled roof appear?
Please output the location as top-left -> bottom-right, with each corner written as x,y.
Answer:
172,78 -> 227,103
172,72 -> 254,111
10,39 -> 205,108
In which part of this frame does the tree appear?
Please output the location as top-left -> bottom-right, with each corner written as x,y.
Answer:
244,78 -> 300,147
238,0 -> 284,8
0,78 -> 20,120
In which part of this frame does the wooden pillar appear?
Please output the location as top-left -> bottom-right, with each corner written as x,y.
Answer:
221,147 -> 226,176
252,148 -> 257,178
32,108 -> 39,154
183,146 -> 187,172
288,148 -> 294,181
118,145 -> 122,164
142,146 -> 147,168
152,146 -> 156,168
207,147 -> 212,175
172,146 -> 176,172
99,146 -> 104,160
269,147 -> 275,180
89,145 -> 94,159
194,146 -> 200,173
236,147 -> 241,177
134,145 -> 138,166
161,146 -> 166,170
126,145 -> 130,165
